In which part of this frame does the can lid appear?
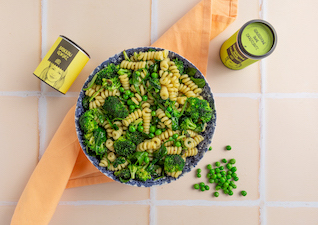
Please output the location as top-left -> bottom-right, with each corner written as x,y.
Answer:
238,20 -> 277,59
60,35 -> 90,59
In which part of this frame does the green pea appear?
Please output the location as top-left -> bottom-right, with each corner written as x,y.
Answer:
227,171 -> 233,175
155,129 -> 162,136
224,189 -> 229,194
223,182 -> 229,188
172,133 -> 179,139
135,71 -> 141,76
168,137 -> 174,141
196,173 -> 201,178
211,174 -> 217,179
206,173 -> 211,178
199,182 -> 205,187
148,133 -> 155,138
129,105 -> 135,110
234,177 -> 239,181
229,190 -> 234,196
220,171 -> 226,176
129,126 -> 136,133
194,184 -> 199,189
144,156 -> 150,164
226,145 -> 232,150
151,72 -> 158,78
210,169 -> 215,174
208,179 -> 214,183
123,94 -> 129,100
226,175 -> 232,180
226,163 -> 232,170
209,146 -> 212,151
219,178 -> 225,183
119,87 -> 125,92
214,192 -> 219,197
241,191 -> 247,196
230,159 -> 236,164
219,166 -> 224,170
217,173 -> 222,178
149,126 -> 156,133
197,168 -> 202,173
205,185 -> 210,191
207,164 -> 212,170
173,141 -> 180,147
228,186 -> 233,191
151,111 -> 156,117
215,168 -> 220,173
215,186 -> 221,190
125,90 -> 131,96
138,125 -> 144,132
231,167 -> 237,172
215,162 -> 220,167
232,173 -> 237,178
127,99 -> 134,105
142,95 -> 148,101
232,184 -> 237,189
222,158 -> 227,163
200,187 -> 205,192
130,92 -> 135,97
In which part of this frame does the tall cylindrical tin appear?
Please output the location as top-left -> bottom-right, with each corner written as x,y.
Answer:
33,35 -> 90,94
220,19 -> 277,70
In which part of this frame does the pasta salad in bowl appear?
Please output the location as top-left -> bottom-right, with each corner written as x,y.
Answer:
75,47 -> 216,187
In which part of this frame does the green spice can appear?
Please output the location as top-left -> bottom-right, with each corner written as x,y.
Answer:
33,35 -> 90,94
220,19 -> 277,70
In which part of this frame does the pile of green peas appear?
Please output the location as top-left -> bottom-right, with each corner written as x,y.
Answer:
193,145 -> 247,197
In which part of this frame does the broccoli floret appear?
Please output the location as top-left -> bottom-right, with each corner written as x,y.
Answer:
114,136 -> 136,157
117,68 -> 132,76
180,117 -> 197,130
82,95 -> 90,110
102,77 -> 121,91
193,122 -> 205,133
79,110 -> 98,133
114,168 -> 131,183
164,155 -> 185,173
173,58 -> 184,74
95,63 -> 119,85
136,165 -> 152,182
128,164 -> 138,179
126,130 -> 145,145
84,126 -> 107,156
185,97 -> 213,123
103,96 -> 129,119
113,156 -> 126,168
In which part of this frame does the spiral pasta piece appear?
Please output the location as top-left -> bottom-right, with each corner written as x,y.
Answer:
168,61 -> 181,79
137,140 -> 155,152
160,58 -> 170,70
182,147 -> 198,157
120,60 -> 146,70
137,49 -> 169,61
122,109 -> 143,127
177,96 -> 187,105
178,84 -> 196,98
160,85 -> 169,100
192,135 -> 204,147
180,74 -> 202,94
157,129 -> 179,141
142,107 -> 152,134
166,146 -> 182,155
99,155 -> 109,167
105,139 -> 115,152
108,161 -> 129,171
107,152 -> 117,162
156,108 -> 172,129
186,130 -> 199,137
119,74 -> 130,90
166,171 -> 182,178
112,127 -> 123,140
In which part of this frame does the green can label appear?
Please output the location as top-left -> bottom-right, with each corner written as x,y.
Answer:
220,20 -> 277,70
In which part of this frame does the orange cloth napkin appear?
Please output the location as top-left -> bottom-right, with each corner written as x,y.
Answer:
11,0 -> 237,224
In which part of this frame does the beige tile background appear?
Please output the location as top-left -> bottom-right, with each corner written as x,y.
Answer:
1,0 -> 318,224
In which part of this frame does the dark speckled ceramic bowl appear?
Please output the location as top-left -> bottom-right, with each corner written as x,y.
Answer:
75,47 -> 216,187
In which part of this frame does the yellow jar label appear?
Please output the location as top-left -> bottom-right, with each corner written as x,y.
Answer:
33,36 -> 89,94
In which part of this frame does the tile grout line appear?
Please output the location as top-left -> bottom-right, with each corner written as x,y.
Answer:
259,0 -> 267,224
38,0 -> 49,159
3,200 -> 318,207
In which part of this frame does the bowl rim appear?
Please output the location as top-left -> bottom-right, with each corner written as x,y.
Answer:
75,46 -> 217,187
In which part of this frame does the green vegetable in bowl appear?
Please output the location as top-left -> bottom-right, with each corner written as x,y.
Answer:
164,155 -> 185,173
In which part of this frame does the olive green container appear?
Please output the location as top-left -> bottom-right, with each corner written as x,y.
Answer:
220,19 -> 277,70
